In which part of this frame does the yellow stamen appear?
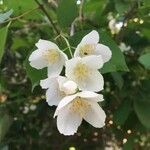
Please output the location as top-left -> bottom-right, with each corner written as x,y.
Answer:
73,63 -> 90,81
43,49 -> 60,63
71,97 -> 90,117
79,44 -> 95,56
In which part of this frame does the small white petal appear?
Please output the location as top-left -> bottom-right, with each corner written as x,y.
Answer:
62,80 -> 78,95
40,76 -> 63,106
76,70 -> 104,92
84,71 -> 104,92
65,57 -> 81,72
95,44 -> 112,63
57,76 -> 68,90
60,50 -> 68,61
81,30 -> 99,45
29,50 -> 48,69
40,76 -> 58,89
83,101 -> 106,128
77,91 -> 104,102
47,51 -> 67,77
35,39 -> 59,51
54,94 -> 77,116
46,87 -> 63,106
82,55 -> 103,69
47,61 -> 63,77
56,105 -> 82,135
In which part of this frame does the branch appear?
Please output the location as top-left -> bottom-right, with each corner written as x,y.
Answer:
34,0 -> 60,35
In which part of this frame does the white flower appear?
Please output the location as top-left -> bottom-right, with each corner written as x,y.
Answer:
54,91 -> 106,135
74,30 -> 112,63
119,42 -> 131,52
65,55 -> 104,92
40,76 -> 78,106
29,39 -> 68,77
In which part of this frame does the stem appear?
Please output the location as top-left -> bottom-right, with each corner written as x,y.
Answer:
1,7 -> 38,24
34,0 -> 60,35
60,34 -> 73,58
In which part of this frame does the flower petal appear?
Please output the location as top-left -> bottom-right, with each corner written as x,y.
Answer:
65,57 -> 81,80
40,76 -> 63,106
56,105 -> 82,135
82,55 -> 103,69
47,51 -> 67,77
46,87 -> 63,106
83,101 -> 106,128
57,76 -> 68,90
95,44 -> 112,63
35,39 -> 59,51
81,30 -> 99,45
85,71 -> 104,92
40,76 -> 58,89
54,94 -> 77,117
78,70 -> 104,92
48,62 -> 63,77
77,91 -> 104,102
29,50 -> 48,69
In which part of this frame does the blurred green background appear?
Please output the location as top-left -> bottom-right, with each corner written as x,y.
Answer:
0,0 -> 150,149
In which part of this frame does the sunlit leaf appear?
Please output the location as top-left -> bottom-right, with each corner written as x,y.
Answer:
0,9 -> 13,23
138,53 -> 150,69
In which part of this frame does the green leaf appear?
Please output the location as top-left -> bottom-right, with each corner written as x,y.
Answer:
57,0 -> 78,27
134,98 -> 150,129
24,55 -> 47,91
4,0 -> 37,15
11,36 -> 28,51
114,0 -> 130,15
3,0 -> 40,20
0,9 -> 13,23
0,26 -> 8,63
0,113 -> 13,142
113,99 -> 132,125
138,53 -> 150,69
111,72 -> 124,89
99,30 -> 129,73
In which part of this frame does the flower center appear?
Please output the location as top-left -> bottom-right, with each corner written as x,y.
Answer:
71,97 -> 90,117
73,63 -> 90,81
79,44 -> 95,56
43,49 -> 60,64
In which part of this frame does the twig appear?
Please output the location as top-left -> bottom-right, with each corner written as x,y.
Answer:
34,0 -> 60,35
60,34 -> 73,57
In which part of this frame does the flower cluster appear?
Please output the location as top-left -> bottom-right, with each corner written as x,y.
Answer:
29,30 -> 112,135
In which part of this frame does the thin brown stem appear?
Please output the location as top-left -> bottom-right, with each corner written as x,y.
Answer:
34,0 -> 60,35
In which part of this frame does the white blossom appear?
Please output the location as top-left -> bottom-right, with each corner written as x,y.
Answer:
74,30 -> 112,63
29,39 -> 68,77
40,76 -> 78,106
65,55 -> 104,92
54,91 -> 106,135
